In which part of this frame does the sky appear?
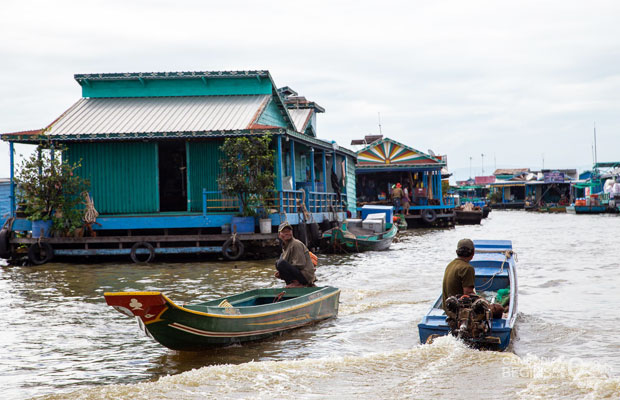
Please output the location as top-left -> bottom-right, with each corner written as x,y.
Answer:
1,0 -> 620,182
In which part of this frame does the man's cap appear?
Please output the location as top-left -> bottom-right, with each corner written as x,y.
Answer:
396,183 -> 402,188
278,222 -> 293,232
457,238 -> 474,251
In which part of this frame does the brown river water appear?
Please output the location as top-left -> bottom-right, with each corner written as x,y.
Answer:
1,210 -> 620,399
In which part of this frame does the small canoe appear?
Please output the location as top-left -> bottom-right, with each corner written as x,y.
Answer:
537,205 -> 566,213
418,239 -> 518,351
105,286 -> 340,350
322,223 -> 398,253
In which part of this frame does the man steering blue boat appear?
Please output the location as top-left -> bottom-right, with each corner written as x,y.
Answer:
442,238 -> 477,310
275,222 -> 316,288
442,238 -> 504,317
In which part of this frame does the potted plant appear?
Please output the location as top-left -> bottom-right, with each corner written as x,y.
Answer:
14,144 -> 90,238
218,136 -> 275,234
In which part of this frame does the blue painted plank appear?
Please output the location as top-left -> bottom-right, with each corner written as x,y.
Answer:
54,246 -> 223,256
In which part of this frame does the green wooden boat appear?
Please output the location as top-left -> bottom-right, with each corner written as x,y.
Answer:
321,222 -> 398,253
104,287 -> 340,351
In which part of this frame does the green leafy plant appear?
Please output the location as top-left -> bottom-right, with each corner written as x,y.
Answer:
13,144 -> 90,235
218,136 -> 276,217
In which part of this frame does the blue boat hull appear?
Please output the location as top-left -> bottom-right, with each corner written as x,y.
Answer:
566,205 -> 608,214
417,239 -> 518,351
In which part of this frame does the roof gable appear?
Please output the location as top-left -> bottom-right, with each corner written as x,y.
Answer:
356,138 -> 445,167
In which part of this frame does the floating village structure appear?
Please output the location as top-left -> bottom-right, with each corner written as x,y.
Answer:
568,162 -> 620,214
522,169 -> 576,210
487,168 -> 530,209
1,70 -> 357,263
353,136 -> 455,227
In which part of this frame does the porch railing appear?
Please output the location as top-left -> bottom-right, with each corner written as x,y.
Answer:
202,189 -> 347,216
308,191 -> 346,213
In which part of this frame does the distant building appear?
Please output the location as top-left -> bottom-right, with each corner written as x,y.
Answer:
354,136 -> 454,226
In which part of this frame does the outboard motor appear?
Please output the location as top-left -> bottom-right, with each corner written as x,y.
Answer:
445,295 -> 495,347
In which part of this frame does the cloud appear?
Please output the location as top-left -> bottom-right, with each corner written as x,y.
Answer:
2,0 -> 620,178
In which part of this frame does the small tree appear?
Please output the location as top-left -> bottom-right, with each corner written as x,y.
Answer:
218,136 -> 276,217
14,144 -> 90,235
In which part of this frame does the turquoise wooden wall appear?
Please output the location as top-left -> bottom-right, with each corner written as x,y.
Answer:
67,142 -> 159,214
346,155 -> 357,214
187,140 -> 224,212
81,77 -> 273,98
257,99 -> 288,128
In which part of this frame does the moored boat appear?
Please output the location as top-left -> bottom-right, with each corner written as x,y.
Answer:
454,203 -> 483,225
418,239 -> 518,351
321,221 -> 398,253
454,208 -> 483,225
482,205 -> 491,218
105,286 -> 340,350
566,204 -> 610,214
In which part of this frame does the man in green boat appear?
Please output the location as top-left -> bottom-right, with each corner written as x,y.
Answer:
275,222 -> 316,288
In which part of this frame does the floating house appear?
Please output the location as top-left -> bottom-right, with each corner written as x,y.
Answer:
353,136 -> 454,227
523,169 -> 575,209
1,70 -> 357,263
488,168 -> 530,209
454,176 -> 495,207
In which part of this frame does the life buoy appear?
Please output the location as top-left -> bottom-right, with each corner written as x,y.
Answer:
130,242 -> 155,263
0,228 -> 10,259
222,238 -> 244,261
421,209 -> 437,224
28,242 -> 54,265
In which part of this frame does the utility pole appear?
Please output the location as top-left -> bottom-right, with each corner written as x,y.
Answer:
469,156 -> 472,179
481,153 -> 485,175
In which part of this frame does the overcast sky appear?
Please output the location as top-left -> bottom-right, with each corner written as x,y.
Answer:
1,0 -> 619,181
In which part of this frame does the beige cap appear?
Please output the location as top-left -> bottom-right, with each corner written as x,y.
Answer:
457,238 -> 474,251
278,222 -> 293,232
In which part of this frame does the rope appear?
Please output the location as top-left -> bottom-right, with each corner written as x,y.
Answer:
83,192 -> 99,224
476,250 -> 516,291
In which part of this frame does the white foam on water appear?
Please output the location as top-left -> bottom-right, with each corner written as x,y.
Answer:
511,354 -> 620,399
34,336 -> 510,400
33,334 -> 620,400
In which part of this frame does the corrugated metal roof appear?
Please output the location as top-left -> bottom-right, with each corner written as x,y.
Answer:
287,108 -> 313,133
47,95 -> 270,135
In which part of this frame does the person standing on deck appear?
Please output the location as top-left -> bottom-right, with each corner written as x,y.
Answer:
391,183 -> 404,213
274,222 -> 316,288
442,238 -> 476,311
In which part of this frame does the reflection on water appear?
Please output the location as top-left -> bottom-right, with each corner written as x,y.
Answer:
1,211 -> 620,399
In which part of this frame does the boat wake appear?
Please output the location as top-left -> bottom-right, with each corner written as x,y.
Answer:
38,336 -> 620,400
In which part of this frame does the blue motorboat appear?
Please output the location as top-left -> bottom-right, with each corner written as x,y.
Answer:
418,239 -> 518,351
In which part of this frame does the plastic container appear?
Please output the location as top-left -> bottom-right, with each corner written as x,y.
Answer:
362,219 -> 384,233
361,205 -> 393,223
259,218 -> 271,234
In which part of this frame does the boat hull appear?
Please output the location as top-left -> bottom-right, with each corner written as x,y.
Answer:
455,210 -> 483,225
417,239 -> 518,351
567,205 -> 608,214
105,287 -> 340,350
322,224 -> 398,253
